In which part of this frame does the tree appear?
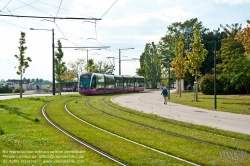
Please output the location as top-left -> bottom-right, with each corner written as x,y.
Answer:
160,18 -> 207,56
54,40 -> 67,95
217,23 -> 249,94
86,59 -> 97,72
39,79 -> 43,84
67,58 -> 85,82
31,78 -> 35,84
186,24 -> 208,101
235,21 -> 250,57
95,60 -> 113,74
60,70 -> 75,82
144,42 -> 161,88
14,32 -> 32,98
201,29 -> 225,74
158,18 -> 208,88
171,34 -> 187,97
136,52 -> 146,77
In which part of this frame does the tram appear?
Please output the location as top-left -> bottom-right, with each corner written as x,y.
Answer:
78,72 -> 145,95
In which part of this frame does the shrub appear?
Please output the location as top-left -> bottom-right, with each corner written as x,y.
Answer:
0,85 -> 13,93
200,74 -> 224,95
13,88 -> 25,93
200,74 -> 215,95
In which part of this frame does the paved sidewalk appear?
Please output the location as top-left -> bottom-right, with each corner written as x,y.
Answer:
112,90 -> 250,135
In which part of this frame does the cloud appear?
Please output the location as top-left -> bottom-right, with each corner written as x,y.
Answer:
214,0 -> 250,5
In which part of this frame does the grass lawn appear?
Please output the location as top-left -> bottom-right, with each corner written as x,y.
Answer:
169,91 -> 250,114
0,95 -> 118,166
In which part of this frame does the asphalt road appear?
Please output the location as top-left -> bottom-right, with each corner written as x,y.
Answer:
112,90 -> 250,135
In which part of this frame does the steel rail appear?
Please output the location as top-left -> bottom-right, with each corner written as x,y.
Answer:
42,101 -> 128,166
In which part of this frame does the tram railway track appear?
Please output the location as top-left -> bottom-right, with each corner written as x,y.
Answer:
98,97 -> 250,153
42,95 -> 250,165
42,97 -> 199,165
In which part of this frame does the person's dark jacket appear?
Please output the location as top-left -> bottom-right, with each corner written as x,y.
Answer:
161,88 -> 168,96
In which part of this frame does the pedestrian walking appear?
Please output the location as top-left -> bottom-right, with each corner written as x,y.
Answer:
161,86 -> 168,104
36,85 -> 40,93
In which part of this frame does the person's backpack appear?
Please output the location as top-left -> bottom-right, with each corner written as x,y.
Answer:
163,89 -> 168,95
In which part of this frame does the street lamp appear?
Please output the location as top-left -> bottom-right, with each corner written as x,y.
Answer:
119,48 -> 134,75
75,48 -> 101,72
30,28 -> 55,95
202,40 -> 217,109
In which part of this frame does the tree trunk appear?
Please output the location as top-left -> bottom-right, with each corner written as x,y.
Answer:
59,83 -> 62,95
20,74 -> 23,98
195,74 -> 198,102
179,79 -> 182,97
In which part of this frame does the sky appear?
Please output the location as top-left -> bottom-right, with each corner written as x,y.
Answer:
0,0 -> 250,81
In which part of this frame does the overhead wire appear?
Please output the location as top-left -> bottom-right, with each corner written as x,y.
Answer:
1,0 -> 12,14
93,0 -> 118,55
100,0 -> 117,19
0,0 -> 12,12
16,0 -> 53,16
0,17 -> 26,29
10,0 -> 85,48
0,0 -> 118,59
37,0 -> 93,18
0,0 -> 41,15
55,0 -> 62,17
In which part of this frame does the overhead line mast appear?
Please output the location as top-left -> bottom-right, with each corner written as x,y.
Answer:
0,14 -> 101,20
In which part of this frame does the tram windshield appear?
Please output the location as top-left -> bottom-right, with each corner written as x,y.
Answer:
79,74 -> 91,89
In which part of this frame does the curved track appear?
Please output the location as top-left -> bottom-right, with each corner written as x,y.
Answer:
100,98 -> 250,153
42,100 -> 127,166
41,96 -> 249,166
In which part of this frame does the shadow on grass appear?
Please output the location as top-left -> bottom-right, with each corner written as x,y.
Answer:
0,104 -> 37,122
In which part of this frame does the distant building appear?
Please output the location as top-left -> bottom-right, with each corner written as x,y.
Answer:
6,79 -> 28,84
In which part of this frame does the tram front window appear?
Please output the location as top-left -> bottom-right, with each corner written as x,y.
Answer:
79,74 -> 91,90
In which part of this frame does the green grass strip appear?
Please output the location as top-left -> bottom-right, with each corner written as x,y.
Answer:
67,96 -> 250,166
170,92 -> 250,115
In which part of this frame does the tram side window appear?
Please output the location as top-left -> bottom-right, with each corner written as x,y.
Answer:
139,78 -> 145,87
127,78 -> 134,87
135,78 -> 144,87
134,79 -> 138,87
105,76 -> 115,90
123,78 -> 127,88
96,75 -> 105,90
127,79 -> 131,87
91,76 -> 96,89
115,78 -> 123,87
